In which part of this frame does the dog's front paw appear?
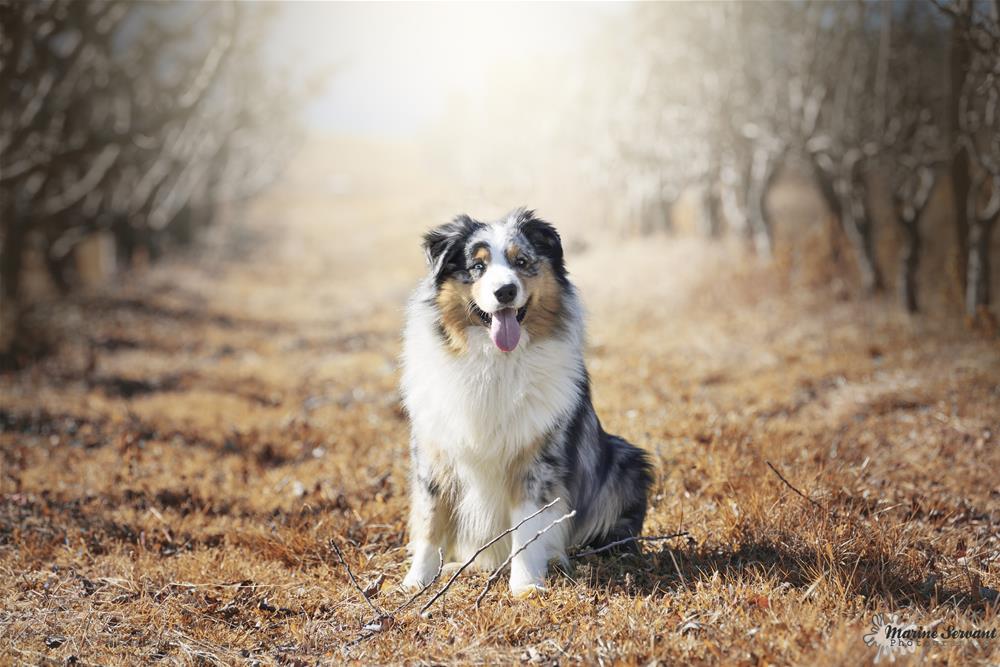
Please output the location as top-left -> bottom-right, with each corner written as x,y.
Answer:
509,570 -> 547,598
401,569 -> 433,592
510,581 -> 547,598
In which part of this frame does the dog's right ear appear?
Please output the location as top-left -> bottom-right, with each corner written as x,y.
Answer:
422,215 -> 477,284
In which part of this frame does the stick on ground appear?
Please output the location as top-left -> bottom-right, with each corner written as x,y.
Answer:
766,460 -> 824,510
391,548 -> 443,616
419,497 -> 563,616
571,532 -> 689,559
475,509 -> 576,608
330,539 -> 385,618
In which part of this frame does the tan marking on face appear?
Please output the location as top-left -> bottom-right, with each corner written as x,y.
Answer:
468,247 -> 493,308
436,278 -> 476,354
505,243 -> 523,265
521,262 -> 563,340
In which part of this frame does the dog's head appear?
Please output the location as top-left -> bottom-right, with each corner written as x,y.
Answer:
422,208 -> 568,353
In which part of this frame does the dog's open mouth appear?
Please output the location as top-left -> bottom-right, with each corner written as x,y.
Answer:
471,302 -> 528,326
471,301 -> 528,352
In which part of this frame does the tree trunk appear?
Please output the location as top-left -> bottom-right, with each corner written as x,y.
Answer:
757,150 -> 784,252
899,213 -> 921,313
950,8 -> 972,295
43,244 -> 73,294
966,215 -> 996,319
839,170 -> 884,294
0,204 -> 26,361
1,213 -> 25,305
746,148 -> 777,258
809,155 -> 844,266
738,152 -> 755,245
662,200 -> 675,235
953,152 -> 971,295
896,168 -> 936,314
702,163 -> 724,238
704,185 -> 723,238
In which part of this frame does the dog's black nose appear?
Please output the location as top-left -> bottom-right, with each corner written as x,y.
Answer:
494,283 -> 517,304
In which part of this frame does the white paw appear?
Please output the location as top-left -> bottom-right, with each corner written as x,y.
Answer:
510,581 -> 547,598
509,572 -> 547,597
401,570 -> 432,592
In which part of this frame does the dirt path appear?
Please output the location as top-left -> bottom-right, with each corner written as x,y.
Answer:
2,142 -> 999,665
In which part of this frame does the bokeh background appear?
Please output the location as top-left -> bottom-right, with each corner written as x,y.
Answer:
3,0 -> 999,338
2,2 -> 999,665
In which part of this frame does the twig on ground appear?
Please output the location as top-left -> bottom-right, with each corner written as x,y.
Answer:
571,532 -> 689,559
475,509 -> 577,608
766,460 -> 824,510
391,548 -> 444,616
419,497 -> 563,616
341,548 -> 446,653
330,539 -> 385,618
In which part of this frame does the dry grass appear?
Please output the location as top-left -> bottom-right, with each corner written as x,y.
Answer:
2,141 -> 999,666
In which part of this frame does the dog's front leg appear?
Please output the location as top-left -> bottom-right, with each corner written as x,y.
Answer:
508,499 -> 569,596
402,448 -> 451,590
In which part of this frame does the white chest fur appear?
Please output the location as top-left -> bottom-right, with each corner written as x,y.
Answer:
401,288 -> 584,467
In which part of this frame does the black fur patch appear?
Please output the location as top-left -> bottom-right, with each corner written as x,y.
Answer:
511,208 -> 568,287
422,215 -> 485,286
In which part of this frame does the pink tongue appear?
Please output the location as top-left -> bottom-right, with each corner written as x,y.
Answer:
489,308 -> 521,352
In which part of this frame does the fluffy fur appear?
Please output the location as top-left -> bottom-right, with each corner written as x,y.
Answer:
400,208 -> 652,595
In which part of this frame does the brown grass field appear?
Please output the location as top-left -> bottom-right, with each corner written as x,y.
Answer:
2,140 -> 999,665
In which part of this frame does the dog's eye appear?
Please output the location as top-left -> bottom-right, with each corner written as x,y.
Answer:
471,262 -> 486,272
514,257 -> 528,268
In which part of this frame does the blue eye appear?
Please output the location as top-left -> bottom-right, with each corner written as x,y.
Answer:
471,262 -> 485,272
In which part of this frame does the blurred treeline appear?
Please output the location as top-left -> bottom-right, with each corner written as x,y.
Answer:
0,1 -> 310,362
434,1 -> 999,327
2,0 -> 999,366
592,1 -> 999,323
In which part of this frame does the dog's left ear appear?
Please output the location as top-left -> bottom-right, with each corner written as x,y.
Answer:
519,213 -> 564,267
422,215 -> 476,283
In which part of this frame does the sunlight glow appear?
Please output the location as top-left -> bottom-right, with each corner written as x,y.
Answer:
273,2 -> 621,135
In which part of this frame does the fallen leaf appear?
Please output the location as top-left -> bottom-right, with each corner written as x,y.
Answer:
363,615 -> 395,633
363,573 -> 386,599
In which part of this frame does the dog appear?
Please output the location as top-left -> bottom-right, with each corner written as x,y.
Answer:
400,208 -> 652,595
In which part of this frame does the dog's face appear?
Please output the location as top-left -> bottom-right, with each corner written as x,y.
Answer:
422,209 -> 568,353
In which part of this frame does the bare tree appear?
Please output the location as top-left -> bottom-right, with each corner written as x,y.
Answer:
565,1 -> 991,321
801,2 -> 889,294
960,37 -> 1000,322
0,1 -> 307,356
875,3 -> 949,313
935,0 -> 1000,323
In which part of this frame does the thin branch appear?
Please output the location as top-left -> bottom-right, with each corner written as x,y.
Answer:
766,460 -> 825,510
43,145 -> 121,215
418,497 -> 564,616
475,510 -> 577,608
390,549 -> 443,616
340,548 -> 443,655
329,540 -> 385,619
571,532 -> 689,559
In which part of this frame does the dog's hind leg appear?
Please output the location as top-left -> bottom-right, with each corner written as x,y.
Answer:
603,435 -> 652,543
571,433 -> 653,553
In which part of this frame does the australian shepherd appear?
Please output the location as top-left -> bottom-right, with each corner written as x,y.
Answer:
400,208 -> 652,595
